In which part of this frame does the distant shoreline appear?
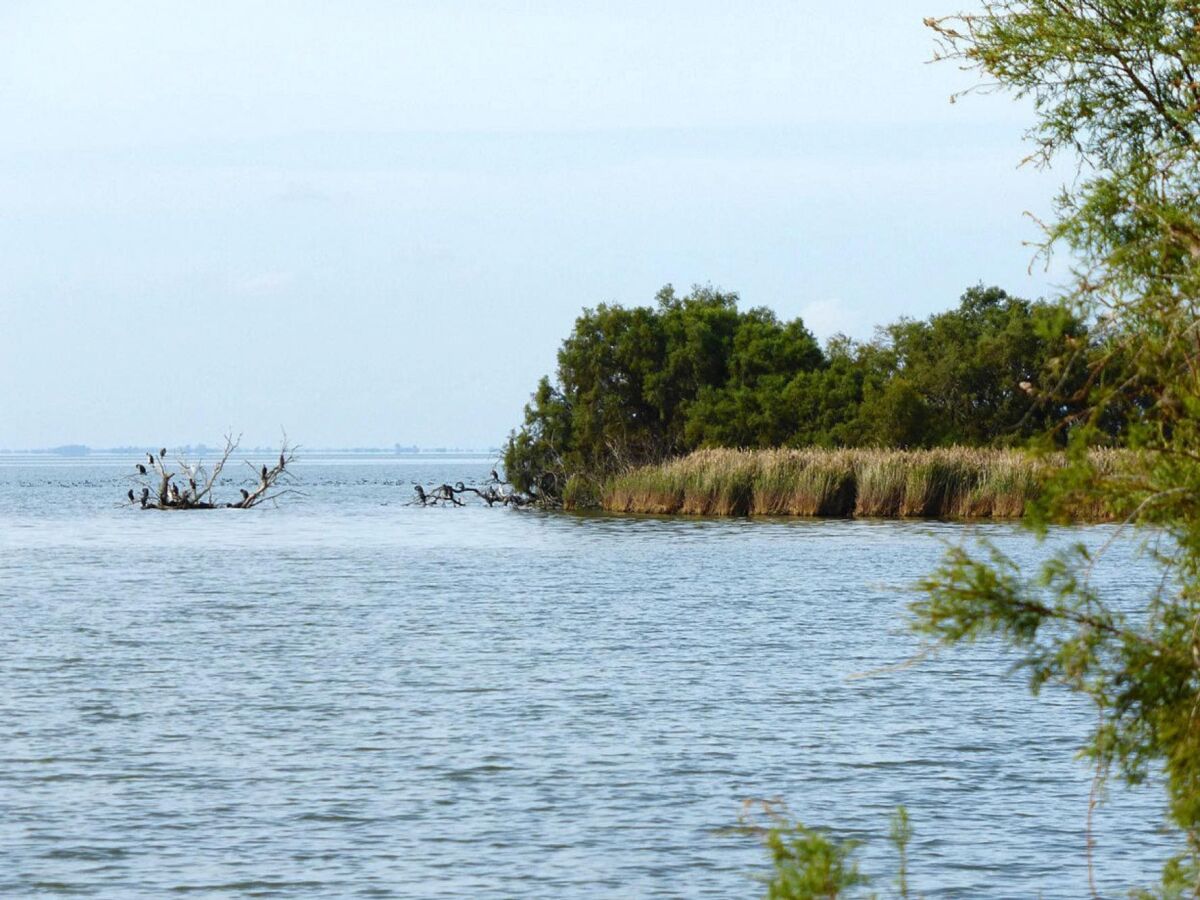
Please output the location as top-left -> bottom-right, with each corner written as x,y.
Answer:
0,446 -> 501,457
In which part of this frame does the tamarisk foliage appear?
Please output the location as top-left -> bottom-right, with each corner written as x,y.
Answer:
735,800 -> 914,900
123,435 -> 298,510
913,2 -> 1200,894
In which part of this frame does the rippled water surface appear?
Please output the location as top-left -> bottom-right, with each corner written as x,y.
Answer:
0,454 -> 1177,897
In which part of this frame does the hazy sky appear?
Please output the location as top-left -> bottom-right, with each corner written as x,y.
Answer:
0,1 -> 1066,449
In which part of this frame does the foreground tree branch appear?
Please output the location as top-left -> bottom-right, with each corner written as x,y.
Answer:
124,434 -> 299,510
914,4 -> 1200,895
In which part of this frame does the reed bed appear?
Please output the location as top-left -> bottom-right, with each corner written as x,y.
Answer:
601,447 -> 1122,520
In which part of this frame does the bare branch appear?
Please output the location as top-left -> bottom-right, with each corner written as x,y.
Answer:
410,471 -> 540,508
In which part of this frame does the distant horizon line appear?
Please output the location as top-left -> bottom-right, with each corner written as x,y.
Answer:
0,443 -> 503,457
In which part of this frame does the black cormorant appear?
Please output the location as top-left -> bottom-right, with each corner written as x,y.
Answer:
136,463 -> 147,475
240,488 -> 250,501
279,452 -> 286,469
261,464 -> 268,481
127,489 -> 135,503
147,453 -> 155,466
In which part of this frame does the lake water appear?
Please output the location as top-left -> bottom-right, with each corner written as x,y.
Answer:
0,453 -> 1177,897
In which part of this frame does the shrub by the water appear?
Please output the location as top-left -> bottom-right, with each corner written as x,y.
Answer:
739,802 -> 914,899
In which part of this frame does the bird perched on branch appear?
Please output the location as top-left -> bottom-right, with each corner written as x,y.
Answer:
141,487 -> 149,506
279,452 -> 286,470
136,463 -> 147,475
127,489 -> 135,503
490,469 -> 499,482
147,452 -> 155,466
261,464 -> 269,481
240,488 -> 250,502
160,448 -> 167,460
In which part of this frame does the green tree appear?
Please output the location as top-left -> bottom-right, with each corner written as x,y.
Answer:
682,307 -> 824,448
648,285 -> 744,450
855,377 -> 931,448
859,284 -> 1090,446
504,376 -> 575,499
505,284 -> 827,497
787,337 -> 890,448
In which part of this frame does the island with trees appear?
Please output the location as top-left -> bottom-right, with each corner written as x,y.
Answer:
503,282 -> 1141,516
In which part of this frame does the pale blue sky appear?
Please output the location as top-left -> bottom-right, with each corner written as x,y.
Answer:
0,1 -> 1064,449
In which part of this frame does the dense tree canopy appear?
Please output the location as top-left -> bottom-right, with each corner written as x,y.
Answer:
504,283 -> 1096,498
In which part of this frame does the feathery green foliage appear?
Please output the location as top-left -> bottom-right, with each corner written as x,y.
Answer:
915,1 -> 1200,892
742,802 -> 916,899
764,825 -> 867,900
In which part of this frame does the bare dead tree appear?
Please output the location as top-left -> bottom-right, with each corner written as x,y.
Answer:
123,434 -> 299,510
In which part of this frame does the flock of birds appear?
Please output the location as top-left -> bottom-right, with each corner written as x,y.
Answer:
125,448 -> 169,507
410,469 -> 528,507
125,448 -> 517,510
125,447 -> 288,509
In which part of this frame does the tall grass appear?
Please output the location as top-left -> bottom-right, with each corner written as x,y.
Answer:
602,447 -> 1119,520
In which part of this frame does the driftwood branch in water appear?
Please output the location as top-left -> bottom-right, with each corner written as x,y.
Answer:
411,471 -> 538,508
124,434 -> 299,510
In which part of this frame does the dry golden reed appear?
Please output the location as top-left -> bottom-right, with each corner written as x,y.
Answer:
601,447 -> 1117,520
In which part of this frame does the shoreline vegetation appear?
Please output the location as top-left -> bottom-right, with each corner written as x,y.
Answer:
595,447 -> 1121,521
502,284 -> 1146,515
